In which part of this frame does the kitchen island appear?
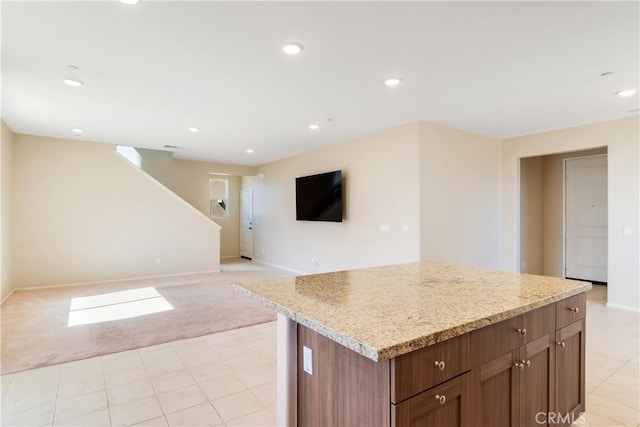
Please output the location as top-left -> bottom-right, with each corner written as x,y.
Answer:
234,261 -> 591,426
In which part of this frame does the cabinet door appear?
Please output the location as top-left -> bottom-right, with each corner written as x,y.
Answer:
555,319 -> 585,425
392,373 -> 471,427
519,335 -> 555,427
472,351 -> 519,427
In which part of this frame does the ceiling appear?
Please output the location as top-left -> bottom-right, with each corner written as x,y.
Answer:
2,1 -> 638,166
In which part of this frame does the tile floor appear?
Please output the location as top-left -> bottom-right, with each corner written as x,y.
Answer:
1,284 -> 638,426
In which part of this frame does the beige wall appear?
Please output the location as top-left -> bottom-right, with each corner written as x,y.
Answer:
241,121 -> 501,274
243,123 -> 422,273
502,116 -> 640,310
542,148 -> 607,277
1,121 -> 14,301
519,156 -> 545,275
12,134 -> 221,288
136,148 -> 254,258
419,122 -> 502,269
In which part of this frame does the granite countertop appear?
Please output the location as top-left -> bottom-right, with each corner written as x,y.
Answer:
233,261 -> 591,362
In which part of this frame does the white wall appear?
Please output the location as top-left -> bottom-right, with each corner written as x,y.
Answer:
502,116 -> 640,310
419,122 -> 502,269
244,123 -> 422,274
1,121 -> 14,301
12,134 -> 221,288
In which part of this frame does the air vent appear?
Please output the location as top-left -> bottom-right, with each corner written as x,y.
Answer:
163,145 -> 183,150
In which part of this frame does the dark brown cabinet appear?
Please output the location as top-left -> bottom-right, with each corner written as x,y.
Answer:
471,334 -> 555,427
555,318 -> 586,425
295,294 -> 586,427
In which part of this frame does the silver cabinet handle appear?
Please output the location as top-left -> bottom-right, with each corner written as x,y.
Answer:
435,394 -> 446,404
557,341 -> 566,348
434,361 -> 445,370
570,307 -> 579,313
518,328 -> 527,335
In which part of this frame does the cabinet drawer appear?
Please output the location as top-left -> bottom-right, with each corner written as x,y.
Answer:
471,305 -> 554,367
391,334 -> 470,404
556,293 -> 586,329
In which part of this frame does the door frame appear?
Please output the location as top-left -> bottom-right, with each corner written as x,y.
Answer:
240,187 -> 253,259
562,153 -> 608,279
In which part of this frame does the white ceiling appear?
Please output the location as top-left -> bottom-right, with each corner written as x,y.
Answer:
2,1 -> 638,166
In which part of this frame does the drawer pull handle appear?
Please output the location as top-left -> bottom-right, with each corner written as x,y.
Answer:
524,359 -> 531,368
570,307 -> 579,313
434,361 -> 446,370
514,362 -> 524,369
518,328 -> 527,335
435,394 -> 446,405
557,341 -> 566,348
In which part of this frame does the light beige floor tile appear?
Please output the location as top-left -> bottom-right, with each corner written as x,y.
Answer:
150,369 -> 195,395
199,373 -> 247,401
107,379 -> 156,407
233,363 -> 276,389
172,342 -> 219,369
225,409 -> 276,426
58,375 -> 105,399
578,410 -> 624,426
0,402 -> 55,426
250,382 -> 276,408
190,363 -> 233,384
53,408 -> 110,427
157,384 -> 207,415
212,390 -> 265,422
590,381 -> 640,410
103,354 -> 149,389
110,396 -> 163,426
141,348 -> 186,377
586,393 -> 640,426
56,390 -> 108,421
606,368 -> 640,393
227,409 -> 276,427
1,373 -> 15,403
165,402 -> 223,426
130,415 -> 169,426
59,357 -> 103,382
2,382 -> 58,413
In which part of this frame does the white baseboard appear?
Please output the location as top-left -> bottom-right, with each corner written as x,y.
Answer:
1,289 -> 15,305
252,259 -> 307,275
11,270 -> 222,292
606,302 -> 640,312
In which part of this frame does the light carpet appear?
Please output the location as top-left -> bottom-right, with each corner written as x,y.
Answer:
1,265 -> 291,374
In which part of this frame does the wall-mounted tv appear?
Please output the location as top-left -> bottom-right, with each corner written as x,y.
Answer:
296,170 -> 343,222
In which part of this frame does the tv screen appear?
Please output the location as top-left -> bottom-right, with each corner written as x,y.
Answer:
296,170 -> 343,222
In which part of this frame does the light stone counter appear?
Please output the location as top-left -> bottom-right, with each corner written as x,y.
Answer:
233,261 -> 591,362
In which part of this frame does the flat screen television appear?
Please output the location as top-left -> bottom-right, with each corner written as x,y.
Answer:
296,170 -> 343,222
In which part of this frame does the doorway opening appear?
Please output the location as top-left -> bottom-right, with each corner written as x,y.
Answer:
519,147 -> 608,284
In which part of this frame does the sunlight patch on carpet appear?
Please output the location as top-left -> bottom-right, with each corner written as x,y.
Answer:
68,287 -> 173,326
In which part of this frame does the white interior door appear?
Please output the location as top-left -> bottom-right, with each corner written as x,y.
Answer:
565,155 -> 608,282
240,188 -> 253,259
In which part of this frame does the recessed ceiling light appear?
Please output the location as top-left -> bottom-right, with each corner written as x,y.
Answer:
71,128 -> 83,134
616,89 -> 638,97
282,42 -> 303,55
245,149 -> 255,154
384,78 -> 402,87
63,65 -> 84,87
118,0 -> 141,4
309,124 -> 320,130
188,127 -> 200,133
